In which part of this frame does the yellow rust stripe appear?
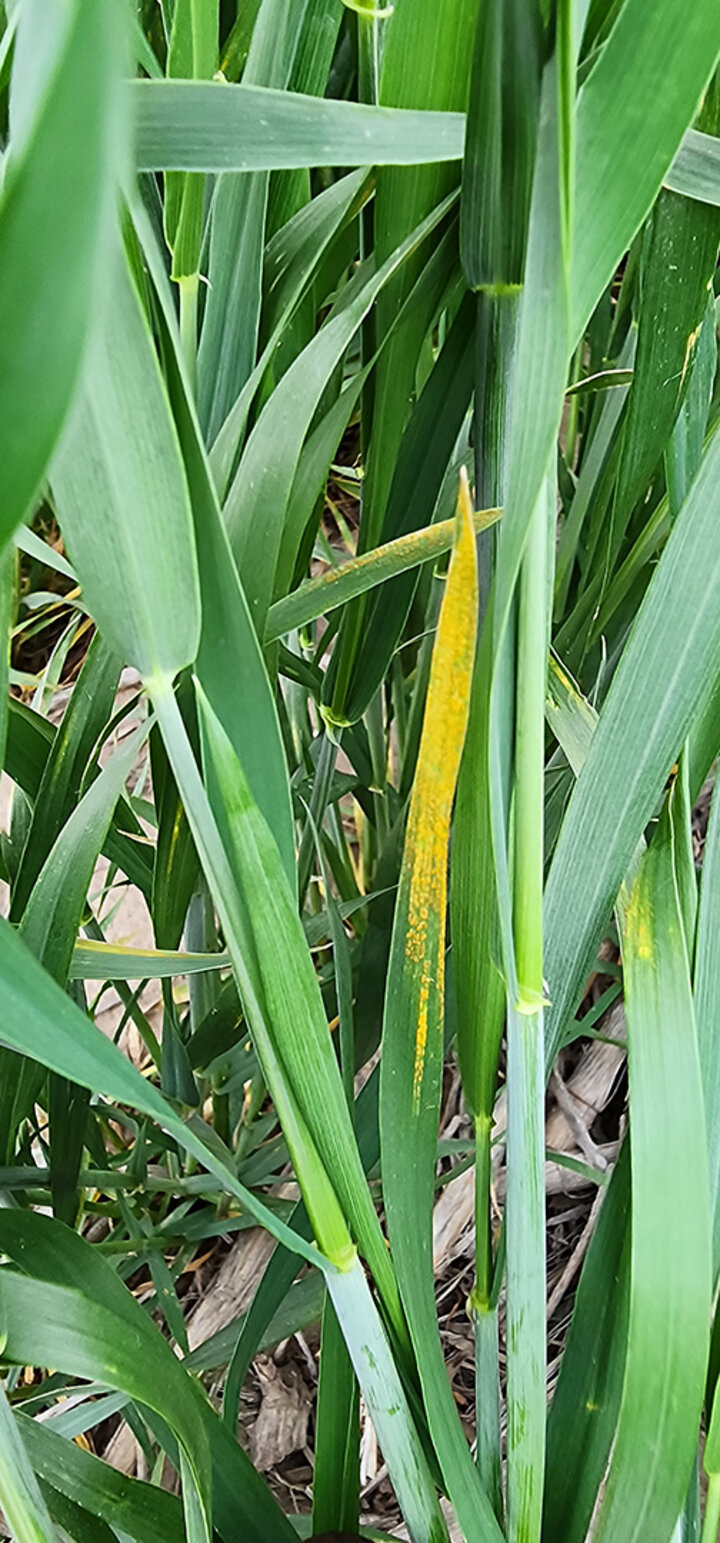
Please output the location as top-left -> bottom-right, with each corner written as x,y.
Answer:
404,471 -> 478,1108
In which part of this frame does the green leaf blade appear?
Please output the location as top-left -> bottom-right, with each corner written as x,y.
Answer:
51,246 -> 201,685
0,0 -> 124,553
592,804 -> 711,1542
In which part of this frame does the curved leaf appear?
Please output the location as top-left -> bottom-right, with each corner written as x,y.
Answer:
133,78 -> 466,171
0,0 -> 123,552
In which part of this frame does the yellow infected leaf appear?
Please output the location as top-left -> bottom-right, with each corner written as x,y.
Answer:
405,470 -> 478,1107
624,870 -> 654,962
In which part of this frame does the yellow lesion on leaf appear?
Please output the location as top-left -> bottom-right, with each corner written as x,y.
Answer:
404,471 -> 478,1108
624,871 -> 654,963
681,323 -> 702,389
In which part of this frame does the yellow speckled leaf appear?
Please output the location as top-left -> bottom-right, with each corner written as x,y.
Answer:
403,469 -> 479,1107
379,475 -> 504,1543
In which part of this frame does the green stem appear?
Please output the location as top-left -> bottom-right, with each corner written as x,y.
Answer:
235,1072 -> 267,1164
365,687 -> 389,847
357,13 -> 380,104
505,478 -> 550,1542
505,1004 -> 546,1543
297,732 -> 338,901
212,1089 -> 230,1148
185,882 -> 219,1034
328,1256 -> 450,1543
178,274 -> 199,391
357,9 -> 380,451
473,1292 -> 502,1523
702,1474 -> 720,1543
513,481 -> 548,1005
564,339 -> 584,468
472,1111 -> 493,1309
470,1110 -> 502,1514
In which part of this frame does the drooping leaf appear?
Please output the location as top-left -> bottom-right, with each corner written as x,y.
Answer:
51,242 -> 201,687
0,914 -> 326,1271
0,0 -> 124,553
133,77 -> 467,171
18,1413 -> 186,1543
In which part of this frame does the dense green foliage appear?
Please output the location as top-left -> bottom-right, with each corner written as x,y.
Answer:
2,1 -> 720,1540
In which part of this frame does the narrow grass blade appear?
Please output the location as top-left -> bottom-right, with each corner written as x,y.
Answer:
69,940 -> 230,981
380,482 -> 503,1541
10,633 -> 122,919
327,1256 -> 450,1543
196,0 -> 306,440
17,1409 -> 188,1543
163,0 -> 216,288
455,17 -> 534,1490
190,681 -> 402,1315
164,330 -> 297,888
666,126 -> 720,205
221,1206 -> 317,1428
667,291 -> 717,525
311,1297 -> 360,1538
0,1210 -> 298,1543
453,611 -> 505,1519
591,798 -> 711,1543
370,0 -> 479,429
670,749 -> 698,955
150,701 -> 201,953
331,0 -> 479,722
459,0 -> 541,290
266,503 -> 500,641
0,1382 -> 57,1543
335,286 -> 477,726
504,475 -> 553,1543
482,16 -> 573,1530
488,41 -> 571,1008
268,0 -> 345,234
602,183 -> 720,584
128,197 -> 298,891
224,190 -> 457,636
544,418 -> 720,1063
278,366 -> 372,604
554,325 -> 634,617
0,915 -> 326,1270
0,546 -> 14,773
570,0 -> 720,343
694,774 -> 720,1281
50,242 -> 201,686
19,722 -> 148,985
0,1275 -> 213,1543
209,165 -> 371,498
0,0 -> 123,551
133,78 -> 466,170
543,1145 -> 631,1543
4,698 -> 153,900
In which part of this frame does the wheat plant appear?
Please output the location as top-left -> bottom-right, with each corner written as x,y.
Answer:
1,1 -> 720,1540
